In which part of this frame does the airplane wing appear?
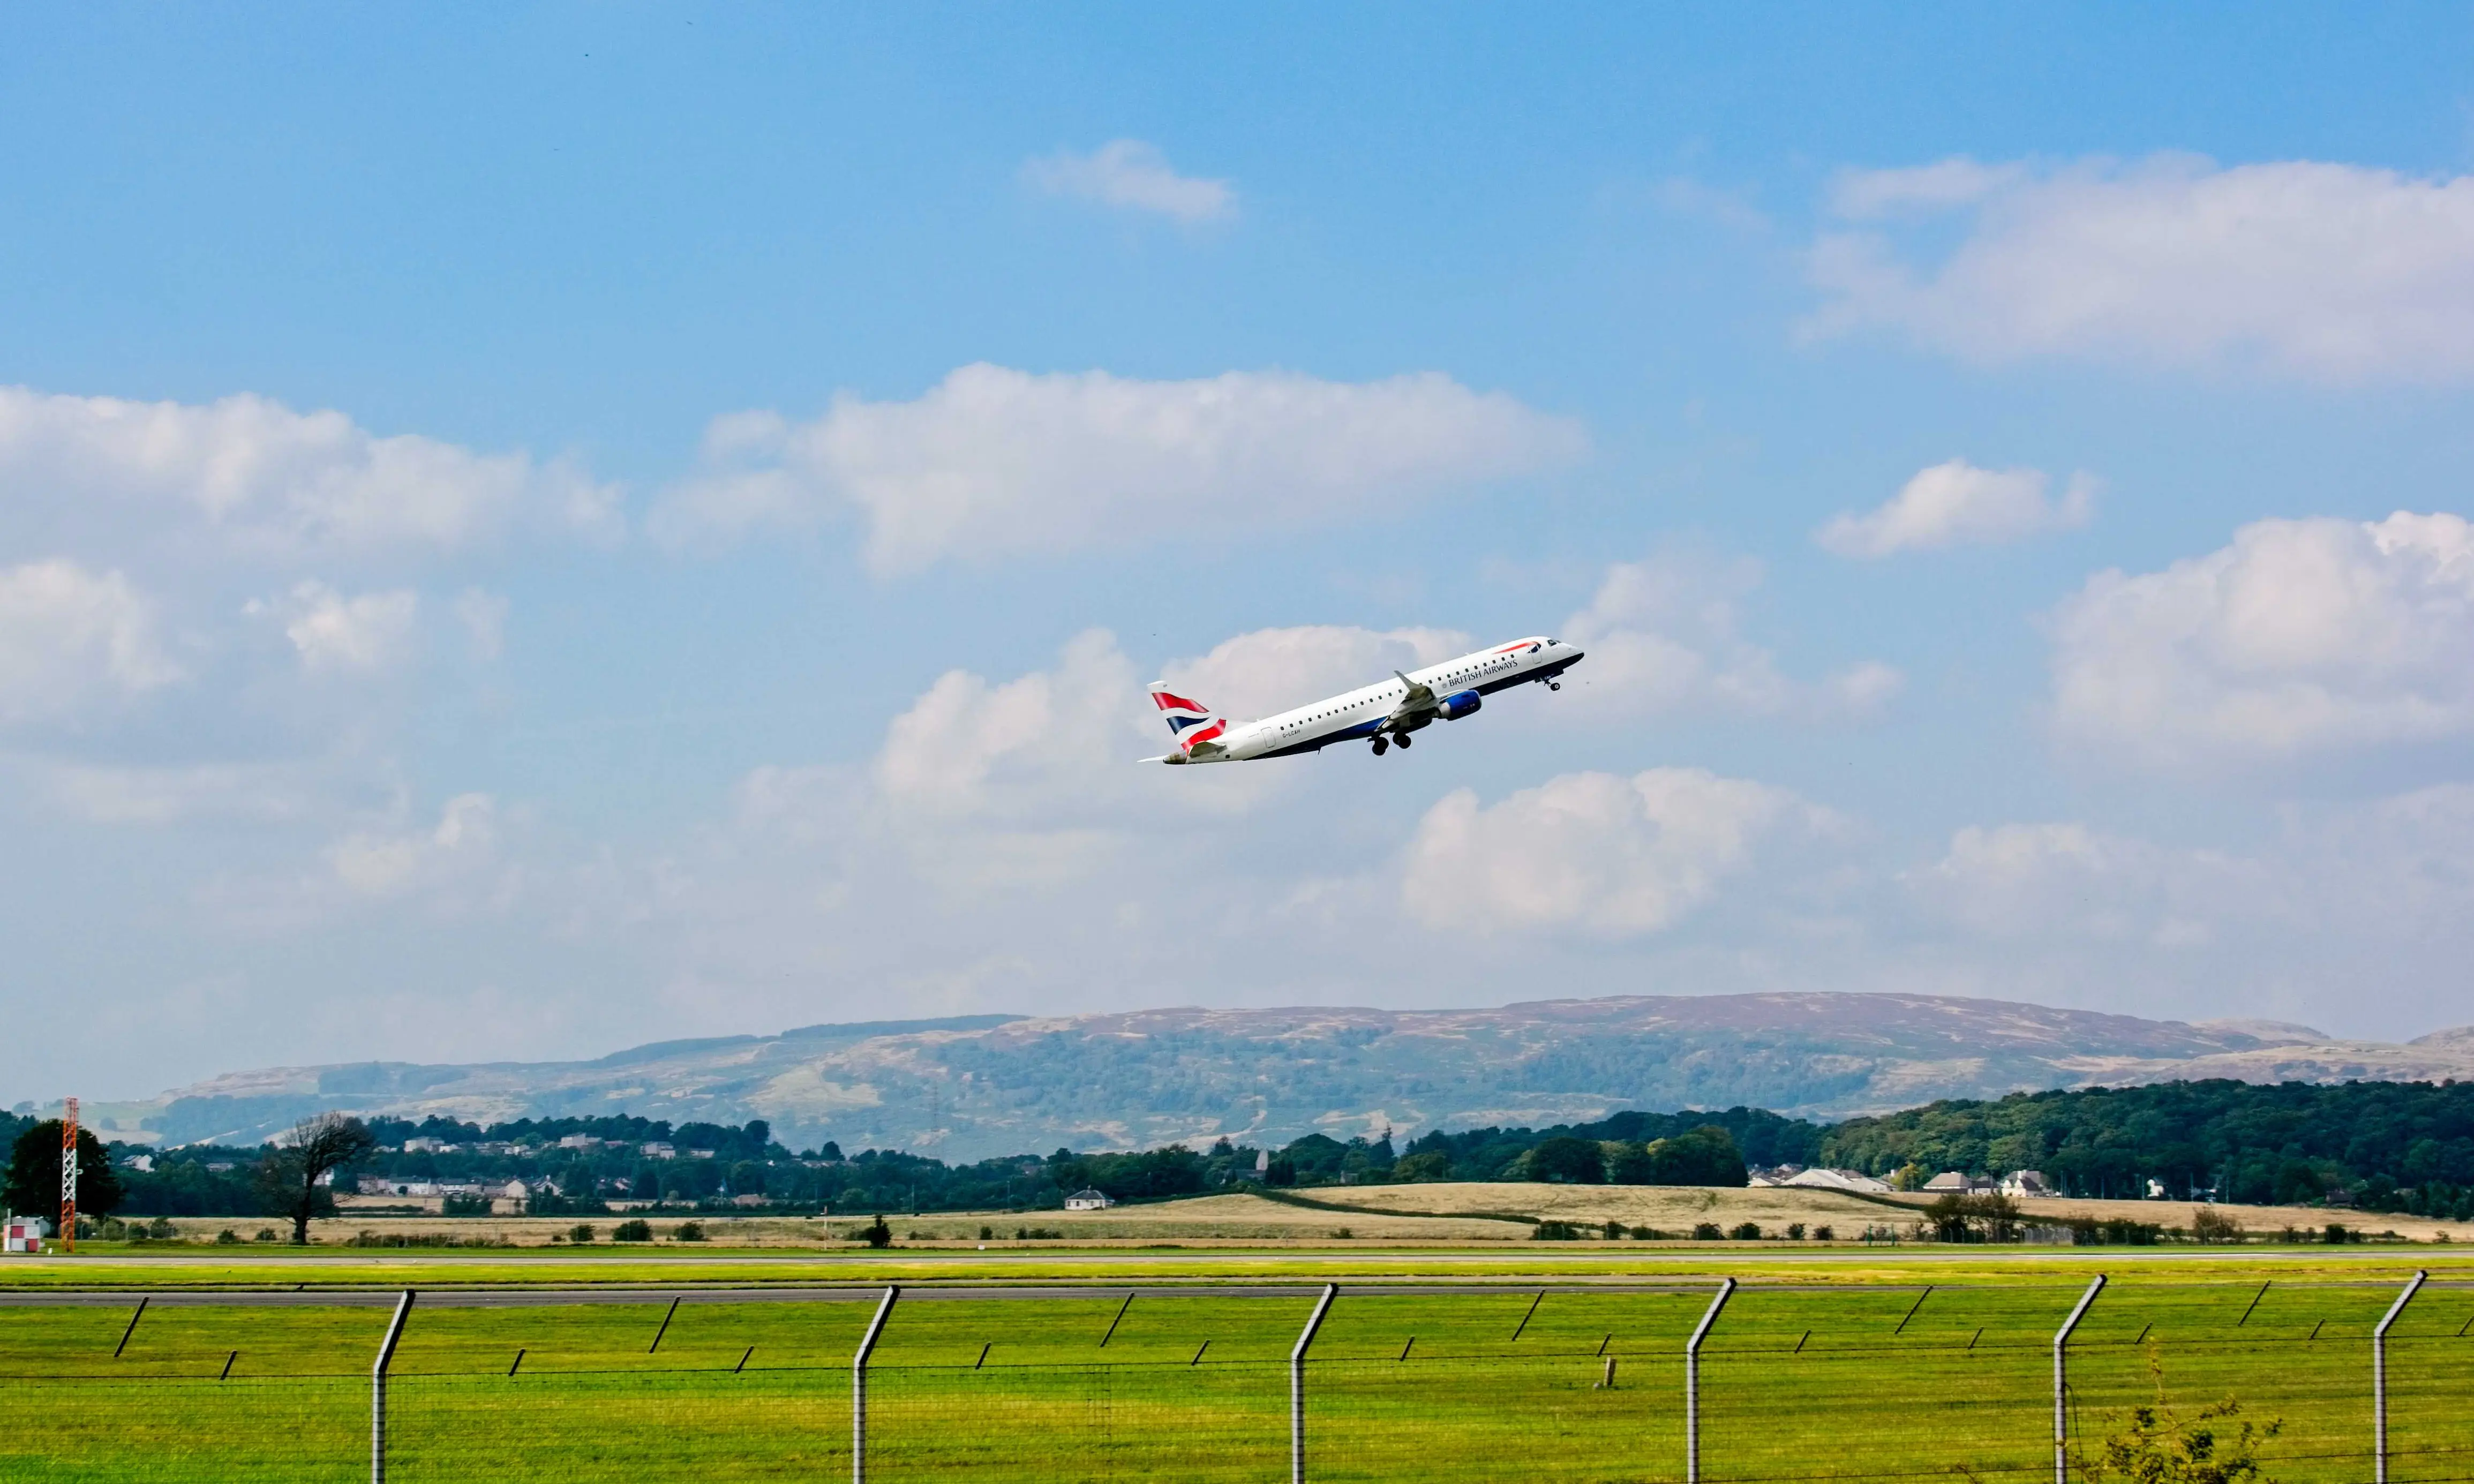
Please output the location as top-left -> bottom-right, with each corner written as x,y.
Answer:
1388,670 -> 1439,721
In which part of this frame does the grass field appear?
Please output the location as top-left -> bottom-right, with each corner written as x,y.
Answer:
4,1247 -> 2469,1482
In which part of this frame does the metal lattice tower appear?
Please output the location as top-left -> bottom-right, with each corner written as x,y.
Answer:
60,1097 -> 79,1253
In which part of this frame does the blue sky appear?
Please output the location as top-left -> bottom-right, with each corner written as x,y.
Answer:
6,6 -> 2474,1101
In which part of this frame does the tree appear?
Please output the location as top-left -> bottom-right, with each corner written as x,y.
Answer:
6,1121 -> 124,1222
253,1112 -> 377,1245
1527,1136 -> 1607,1184
1640,1127 -> 1749,1187
1924,1191 -> 2022,1242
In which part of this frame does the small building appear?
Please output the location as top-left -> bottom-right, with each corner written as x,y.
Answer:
557,1134 -> 601,1150
1064,1188 -> 1112,1211
730,1193 -> 769,1208
403,1136 -> 450,1154
1923,1171 -> 1996,1194
640,1142 -> 675,1159
1999,1170 -> 2054,1198
4,1216 -> 50,1253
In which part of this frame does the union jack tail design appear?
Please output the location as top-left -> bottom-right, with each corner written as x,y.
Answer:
1149,682 -> 1229,754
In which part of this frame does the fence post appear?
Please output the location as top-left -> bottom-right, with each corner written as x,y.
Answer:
1685,1277 -> 1735,1484
852,1285 -> 899,1484
2052,1275 -> 2105,1484
2373,1270 -> 2426,1484
371,1290 -> 415,1484
1289,1284 -> 1337,1484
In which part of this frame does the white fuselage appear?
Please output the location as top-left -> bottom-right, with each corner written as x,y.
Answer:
1197,636 -> 1583,762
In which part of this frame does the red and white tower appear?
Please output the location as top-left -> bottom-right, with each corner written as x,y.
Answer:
59,1097 -> 78,1254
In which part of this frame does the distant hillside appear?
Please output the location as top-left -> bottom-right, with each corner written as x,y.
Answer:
49,993 -> 2474,1162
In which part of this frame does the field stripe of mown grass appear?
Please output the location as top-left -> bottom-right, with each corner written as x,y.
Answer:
4,1279 -> 2471,1482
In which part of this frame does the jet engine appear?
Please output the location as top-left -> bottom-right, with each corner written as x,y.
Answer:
1437,690 -> 1483,720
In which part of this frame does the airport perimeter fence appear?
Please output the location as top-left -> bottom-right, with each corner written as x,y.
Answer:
3,1275 -> 2471,1483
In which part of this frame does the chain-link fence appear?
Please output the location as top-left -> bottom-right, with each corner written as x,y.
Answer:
3,1276 -> 2469,1483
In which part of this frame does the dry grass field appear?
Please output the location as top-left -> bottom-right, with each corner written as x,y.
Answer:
98,1181 -> 2461,1252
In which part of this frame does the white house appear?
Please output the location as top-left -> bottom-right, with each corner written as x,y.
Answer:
1064,1188 -> 1112,1211
1998,1170 -> 2054,1198
1784,1167 -> 1894,1194
5,1216 -> 50,1253
640,1142 -> 675,1159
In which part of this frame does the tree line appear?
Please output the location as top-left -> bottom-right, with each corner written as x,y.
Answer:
9,1076 -> 2469,1223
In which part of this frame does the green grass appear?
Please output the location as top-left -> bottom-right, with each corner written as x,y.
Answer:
4,1270 -> 2471,1482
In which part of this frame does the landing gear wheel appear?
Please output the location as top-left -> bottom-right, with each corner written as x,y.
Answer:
1396,733 -> 1412,748
1371,737 -> 1389,757
1548,680 -> 1561,691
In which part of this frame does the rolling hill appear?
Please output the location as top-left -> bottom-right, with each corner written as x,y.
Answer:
49,993 -> 2474,1161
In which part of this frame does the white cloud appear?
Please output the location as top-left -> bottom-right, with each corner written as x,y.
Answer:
1400,767 -> 1825,937
252,581 -> 420,673
2050,511 -> 2474,766
0,559 -> 180,725
1559,552 -> 1902,720
1808,155 -> 2474,381
654,364 -> 1584,572
874,628 -> 1147,820
1818,458 -> 2095,558
0,386 -> 621,555
1911,822 -> 2245,947
1022,140 -> 1235,223
328,793 -> 501,898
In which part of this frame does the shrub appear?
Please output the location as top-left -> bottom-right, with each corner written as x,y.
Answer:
147,1217 -> 176,1240
1015,1226 -> 1061,1240
2190,1207 -> 2243,1244
1692,1222 -> 1724,1240
673,1221 -> 706,1242
2322,1223 -> 2355,1244
612,1219 -> 653,1242
979,1225 -> 994,1240
568,1224 -> 596,1244
1729,1222 -> 1763,1241
1531,1220 -> 1582,1240
1786,1223 -> 1807,1240
2081,1348 -> 2281,1483
1813,1225 -> 1834,1241
1631,1225 -> 1668,1240
860,1214 -> 893,1249
1603,1219 -> 1627,1240
215,1229 -> 241,1245
252,1229 -> 277,1243
1330,1227 -> 1353,1239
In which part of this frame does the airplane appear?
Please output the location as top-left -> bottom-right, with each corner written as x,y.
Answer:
1147,636 -> 1584,763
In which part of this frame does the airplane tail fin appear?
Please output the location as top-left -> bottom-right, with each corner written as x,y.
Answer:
1149,682 -> 1229,756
